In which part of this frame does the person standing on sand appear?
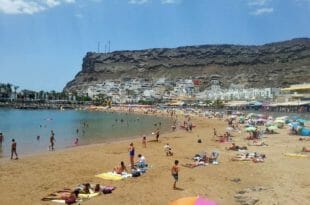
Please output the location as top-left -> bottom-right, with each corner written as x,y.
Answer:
213,128 -> 217,137
171,160 -> 179,190
129,143 -> 135,169
0,132 -> 3,144
74,138 -> 79,146
155,128 -> 160,142
49,130 -> 55,151
11,139 -> 18,160
142,136 -> 146,148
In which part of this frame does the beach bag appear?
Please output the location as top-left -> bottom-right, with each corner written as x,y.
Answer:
132,171 -> 141,177
102,189 -> 112,194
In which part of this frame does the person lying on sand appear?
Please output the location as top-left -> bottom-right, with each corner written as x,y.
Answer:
226,143 -> 247,151
193,152 -> 208,163
182,161 -> 206,168
247,140 -> 268,146
299,138 -> 310,141
42,189 -> 79,202
302,147 -> 310,152
216,133 -> 231,143
113,161 -> 128,174
232,152 -> 266,162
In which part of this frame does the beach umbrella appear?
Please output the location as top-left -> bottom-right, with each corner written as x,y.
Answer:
267,125 -> 278,131
246,113 -> 255,119
291,116 -> 299,120
256,118 -> 267,122
257,114 -> 265,118
169,196 -> 217,205
226,127 -> 234,132
296,119 -> 306,126
266,120 -> 274,126
245,127 -> 256,132
274,119 -> 285,124
229,115 -> 237,119
288,122 -> 301,128
275,116 -> 288,120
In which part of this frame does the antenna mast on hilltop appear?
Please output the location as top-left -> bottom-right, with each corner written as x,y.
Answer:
108,40 -> 111,53
97,41 -> 100,53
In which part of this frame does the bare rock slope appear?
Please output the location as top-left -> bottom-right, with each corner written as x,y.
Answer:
64,38 -> 310,92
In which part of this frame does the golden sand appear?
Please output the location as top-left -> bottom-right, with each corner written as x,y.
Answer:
0,113 -> 309,205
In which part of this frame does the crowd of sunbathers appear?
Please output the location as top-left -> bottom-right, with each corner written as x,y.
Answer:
181,151 -> 220,168
42,183 -> 115,204
231,152 -> 266,163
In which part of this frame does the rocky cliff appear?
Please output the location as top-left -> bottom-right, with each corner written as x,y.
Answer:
64,38 -> 310,92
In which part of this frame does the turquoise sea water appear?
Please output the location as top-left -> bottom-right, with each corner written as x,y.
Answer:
0,109 -> 172,158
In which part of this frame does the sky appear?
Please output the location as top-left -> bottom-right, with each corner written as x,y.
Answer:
0,0 -> 309,91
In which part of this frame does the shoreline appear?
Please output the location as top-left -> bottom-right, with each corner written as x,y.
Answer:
0,108 -> 309,205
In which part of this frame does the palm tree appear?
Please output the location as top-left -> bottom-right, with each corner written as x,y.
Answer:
6,83 -> 12,99
13,85 -> 19,100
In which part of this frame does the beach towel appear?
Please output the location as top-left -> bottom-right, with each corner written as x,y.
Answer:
51,199 -> 83,204
95,172 -> 132,180
284,153 -> 309,158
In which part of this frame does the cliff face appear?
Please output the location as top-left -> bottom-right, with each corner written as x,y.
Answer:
64,38 -> 310,92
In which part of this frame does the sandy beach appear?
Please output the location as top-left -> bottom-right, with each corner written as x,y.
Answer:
0,112 -> 309,205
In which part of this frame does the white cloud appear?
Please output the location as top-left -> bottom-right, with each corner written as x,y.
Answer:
129,0 -> 149,4
161,0 -> 181,4
247,0 -> 274,15
251,7 -> 274,15
0,0 -> 75,15
248,0 -> 268,6
75,13 -> 83,18
45,0 -> 60,7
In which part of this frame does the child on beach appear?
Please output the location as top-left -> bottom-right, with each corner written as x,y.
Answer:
142,136 -> 146,148
171,160 -> 179,190
164,143 -> 173,156
136,154 -> 147,168
11,139 -> 18,160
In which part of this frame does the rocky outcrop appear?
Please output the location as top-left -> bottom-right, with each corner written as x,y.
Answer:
64,38 -> 310,92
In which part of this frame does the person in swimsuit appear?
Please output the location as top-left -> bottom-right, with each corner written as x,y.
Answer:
0,132 -> 3,144
11,139 -> 18,160
171,160 -> 179,189
49,130 -> 55,151
155,128 -> 160,142
129,143 -> 135,169
113,161 -> 128,174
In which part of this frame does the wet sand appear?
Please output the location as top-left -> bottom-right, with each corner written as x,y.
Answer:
0,114 -> 309,205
